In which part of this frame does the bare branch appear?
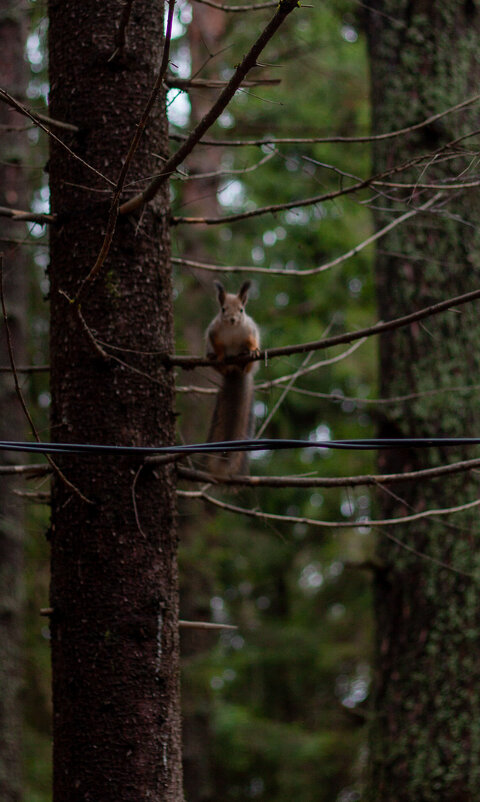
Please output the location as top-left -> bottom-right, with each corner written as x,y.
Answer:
260,381 -> 480,407
169,92 -> 480,147
178,620 -> 237,630
0,92 -> 79,132
165,76 -> 281,89
0,464 -> 50,477
168,281 -> 480,369
119,0 -> 301,215
28,110 -> 79,133
110,0 -> 136,61
177,455 -> 480,489
191,0 -> 277,11
0,88 -> 113,185
256,339 -> 367,391
76,306 -> 165,385
172,195 -> 438,274
176,383 -> 216,395
0,205 -> 56,225
13,490 -> 50,503
169,162 -> 444,225
179,488 -> 480,530
0,235 -> 48,247
170,148 -> 276,183
0,364 -> 49,374
1,256 -> 92,504
177,375 -> 480,403
380,529 -> 472,577
256,351 -> 313,439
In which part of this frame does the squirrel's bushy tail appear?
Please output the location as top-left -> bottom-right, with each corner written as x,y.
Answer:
207,370 -> 255,477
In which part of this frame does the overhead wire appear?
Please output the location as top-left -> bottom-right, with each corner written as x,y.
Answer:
2,437 -> 480,457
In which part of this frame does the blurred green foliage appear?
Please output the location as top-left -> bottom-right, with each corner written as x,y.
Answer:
173,2 -> 375,800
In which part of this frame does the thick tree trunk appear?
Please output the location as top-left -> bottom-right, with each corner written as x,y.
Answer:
47,2 -> 182,800
0,1 -> 28,799
366,3 -> 480,799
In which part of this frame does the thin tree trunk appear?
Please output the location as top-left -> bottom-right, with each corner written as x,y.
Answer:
178,7 -> 227,799
47,1 -> 182,799
0,1 -> 28,798
366,2 -> 480,799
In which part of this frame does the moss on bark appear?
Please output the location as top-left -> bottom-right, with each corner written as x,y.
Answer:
366,2 -> 480,799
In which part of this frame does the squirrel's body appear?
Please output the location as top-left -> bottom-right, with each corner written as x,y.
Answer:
206,281 -> 260,476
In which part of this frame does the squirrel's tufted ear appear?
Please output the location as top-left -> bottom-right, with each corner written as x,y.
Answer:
213,281 -> 226,306
238,281 -> 251,304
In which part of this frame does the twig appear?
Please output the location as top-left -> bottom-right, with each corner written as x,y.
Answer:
39,606 -> 237,629
132,463 -> 148,538
110,0 -> 136,61
170,149 -> 276,183
0,89 -> 113,186
381,528 -> 473,578
76,306 -> 166,385
145,453 -> 186,467
254,381 -> 480,407
0,464 -> 50,477
257,339 -> 368,391
176,384 -> 216,394
13,489 -> 51,503
119,0 -> 301,215
374,474 -> 471,538
171,198 -> 437,274
0,205 -> 56,225
255,316 -> 342,440
256,351 -> 313,438
170,175 -> 443,227
0,364 -> 49,373
178,620 -> 238,630
191,0 -> 277,10
28,110 -> 79,133
165,77 -> 281,89
0,255 -> 92,504
0,236 -> 48,247
0,91 -> 79,132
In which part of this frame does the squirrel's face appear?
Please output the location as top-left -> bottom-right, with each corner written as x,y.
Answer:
220,294 -> 246,326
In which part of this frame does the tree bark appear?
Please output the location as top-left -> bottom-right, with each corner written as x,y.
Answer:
0,1 -> 28,799
366,2 -> 480,799
47,1 -> 182,800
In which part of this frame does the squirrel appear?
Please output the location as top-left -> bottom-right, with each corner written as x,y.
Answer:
205,280 -> 260,477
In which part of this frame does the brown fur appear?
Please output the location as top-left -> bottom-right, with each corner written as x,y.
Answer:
205,282 -> 260,477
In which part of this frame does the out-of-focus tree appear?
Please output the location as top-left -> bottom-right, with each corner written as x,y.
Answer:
0,1 -> 29,798
366,2 -> 480,799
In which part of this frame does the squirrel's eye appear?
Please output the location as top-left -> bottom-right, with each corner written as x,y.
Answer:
222,307 -> 226,313
240,307 -> 244,313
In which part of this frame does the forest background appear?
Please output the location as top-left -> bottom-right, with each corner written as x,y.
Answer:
2,0 -> 479,800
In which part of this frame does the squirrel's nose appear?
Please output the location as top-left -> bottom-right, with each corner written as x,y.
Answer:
230,316 -> 236,324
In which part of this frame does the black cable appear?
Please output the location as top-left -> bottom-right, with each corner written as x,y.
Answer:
2,437 -> 480,456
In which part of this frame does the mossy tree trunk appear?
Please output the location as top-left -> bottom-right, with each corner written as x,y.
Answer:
47,1 -> 182,799
0,1 -> 28,799
366,2 -> 480,799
